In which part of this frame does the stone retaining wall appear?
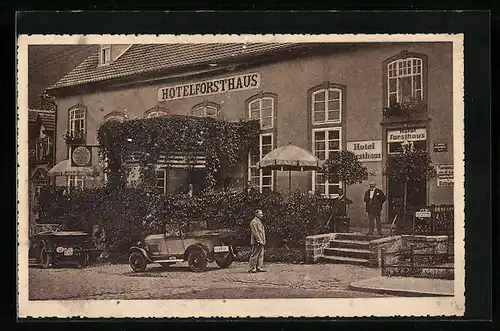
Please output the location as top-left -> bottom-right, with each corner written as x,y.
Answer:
305,233 -> 338,264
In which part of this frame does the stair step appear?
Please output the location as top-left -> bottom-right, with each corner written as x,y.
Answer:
329,239 -> 370,249
323,247 -> 372,259
319,255 -> 371,266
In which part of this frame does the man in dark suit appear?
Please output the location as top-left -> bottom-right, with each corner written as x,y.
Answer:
363,181 -> 387,236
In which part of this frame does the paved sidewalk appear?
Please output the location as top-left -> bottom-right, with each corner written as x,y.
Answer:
349,276 -> 454,297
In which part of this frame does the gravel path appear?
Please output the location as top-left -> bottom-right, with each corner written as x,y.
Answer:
29,262 -> 387,300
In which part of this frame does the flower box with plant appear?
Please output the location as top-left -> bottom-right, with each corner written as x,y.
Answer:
63,130 -> 86,145
383,97 -> 427,120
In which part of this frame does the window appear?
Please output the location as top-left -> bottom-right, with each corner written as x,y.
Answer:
67,175 -> 85,189
312,88 -> 342,124
248,133 -> 274,192
155,169 -> 167,195
312,128 -> 342,197
69,107 -> 86,137
387,57 -> 423,107
103,111 -> 125,123
248,97 -> 274,129
100,44 -> 111,65
192,102 -> 219,119
35,136 -> 52,161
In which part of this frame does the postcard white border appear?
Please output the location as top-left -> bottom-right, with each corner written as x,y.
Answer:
17,34 -> 465,318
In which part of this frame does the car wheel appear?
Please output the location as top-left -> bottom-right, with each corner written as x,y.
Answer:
187,249 -> 207,272
40,247 -> 52,269
129,251 -> 147,272
215,253 -> 234,268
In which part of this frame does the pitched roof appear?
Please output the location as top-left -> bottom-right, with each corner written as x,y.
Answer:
28,109 -> 56,131
48,43 -> 304,90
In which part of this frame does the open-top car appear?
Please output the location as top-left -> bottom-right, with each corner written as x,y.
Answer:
30,228 -> 99,268
128,228 -> 237,272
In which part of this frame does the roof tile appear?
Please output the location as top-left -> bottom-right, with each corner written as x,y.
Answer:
49,43 -> 303,90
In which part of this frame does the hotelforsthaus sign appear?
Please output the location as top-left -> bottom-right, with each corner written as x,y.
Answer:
347,140 -> 382,162
158,73 -> 261,102
387,128 -> 427,143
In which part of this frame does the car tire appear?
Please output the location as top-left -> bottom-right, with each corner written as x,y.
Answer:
40,246 -> 52,269
129,251 -> 147,272
187,249 -> 208,272
215,253 -> 234,268
78,252 -> 91,268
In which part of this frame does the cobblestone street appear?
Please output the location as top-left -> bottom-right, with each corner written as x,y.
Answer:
29,262 -> 388,300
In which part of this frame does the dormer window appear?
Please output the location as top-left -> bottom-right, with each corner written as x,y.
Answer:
100,44 -> 111,65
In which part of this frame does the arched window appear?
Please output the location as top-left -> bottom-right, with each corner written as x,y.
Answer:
308,83 -> 345,198
311,87 -> 342,125
144,106 -> 170,118
384,51 -> 427,108
68,104 -> 87,138
103,111 -> 126,123
192,102 -> 220,119
248,94 -> 275,129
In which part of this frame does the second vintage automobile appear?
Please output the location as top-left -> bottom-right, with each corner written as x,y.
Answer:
128,228 -> 237,272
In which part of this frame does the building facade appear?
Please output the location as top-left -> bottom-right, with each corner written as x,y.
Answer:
47,42 -> 454,226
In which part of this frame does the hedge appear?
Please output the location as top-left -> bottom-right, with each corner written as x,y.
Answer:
38,186 -> 332,254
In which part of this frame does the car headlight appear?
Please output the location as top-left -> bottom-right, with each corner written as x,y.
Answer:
56,247 -> 64,253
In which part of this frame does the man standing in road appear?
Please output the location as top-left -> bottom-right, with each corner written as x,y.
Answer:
248,209 -> 267,273
363,181 -> 386,236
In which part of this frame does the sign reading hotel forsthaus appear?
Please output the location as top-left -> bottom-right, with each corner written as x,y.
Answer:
387,128 -> 427,142
436,164 -> 454,187
347,140 -> 382,162
158,73 -> 261,102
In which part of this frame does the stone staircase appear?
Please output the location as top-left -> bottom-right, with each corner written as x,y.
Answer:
319,233 -> 384,267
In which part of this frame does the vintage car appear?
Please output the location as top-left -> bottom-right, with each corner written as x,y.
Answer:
30,229 -> 98,268
128,228 -> 237,272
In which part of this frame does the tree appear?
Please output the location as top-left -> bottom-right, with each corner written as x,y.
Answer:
321,150 -> 368,196
384,148 -> 437,215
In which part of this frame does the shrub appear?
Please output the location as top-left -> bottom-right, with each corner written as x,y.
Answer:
235,246 -> 304,264
38,187 -> 332,255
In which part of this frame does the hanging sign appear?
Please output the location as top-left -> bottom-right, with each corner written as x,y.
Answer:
415,209 -> 431,218
387,128 -> 427,143
158,72 -> 261,102
347,140 -> 382,162
436,164 -> 454,187
433,142 -> 448,152
71,145 -> 92,167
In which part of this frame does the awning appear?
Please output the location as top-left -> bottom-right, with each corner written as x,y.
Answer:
48,159 -> 102,177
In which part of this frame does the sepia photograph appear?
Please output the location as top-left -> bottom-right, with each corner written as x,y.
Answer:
17,34 -> 465,318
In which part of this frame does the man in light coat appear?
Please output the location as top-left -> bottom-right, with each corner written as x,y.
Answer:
248,209 -> 267,273
363,181 -> 387,236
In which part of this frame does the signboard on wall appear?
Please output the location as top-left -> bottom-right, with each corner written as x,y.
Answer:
433,142 -> 448,152
387,128 -> 427,142
347,140 -> 382,162
158,72 -> 261,102
436,164 -> 454,187
71,145 -> 92,167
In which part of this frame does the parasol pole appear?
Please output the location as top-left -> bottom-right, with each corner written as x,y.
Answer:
288,170 -> 292,193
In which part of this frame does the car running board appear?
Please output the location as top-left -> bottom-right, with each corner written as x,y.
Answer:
153,259 -> 184,263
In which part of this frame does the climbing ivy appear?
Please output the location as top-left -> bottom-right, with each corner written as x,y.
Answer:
97,115 -> 260,189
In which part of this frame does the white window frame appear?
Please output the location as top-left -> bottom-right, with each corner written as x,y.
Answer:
248,133 -> 274,192
155,168 -> 167,195
35,136 -> 52,161
192,104 -> 219,119
145,111 -> 169,118
67,175 -> 85,190
69,107 -> 86,136
311,127 -> 342,198
387,57 -> 423,107
248,97 -> 274,129
312,88 -> 342,125
100,44 -> 111,65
